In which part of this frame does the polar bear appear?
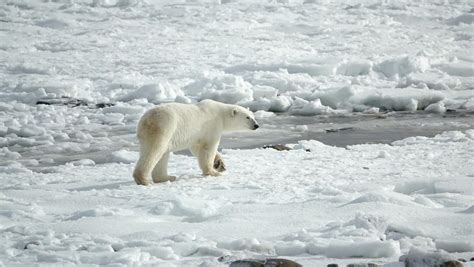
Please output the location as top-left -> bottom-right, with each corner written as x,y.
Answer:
133,99 -> 259,185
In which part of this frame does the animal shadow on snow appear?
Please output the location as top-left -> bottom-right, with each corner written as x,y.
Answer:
68,174 -> 221,192
68,181 -> 132,192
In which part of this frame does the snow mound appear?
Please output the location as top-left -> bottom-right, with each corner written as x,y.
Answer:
2,227 -> 156,265
435,240 -> 474,253
108,149 -> 138,164
121,83 -> 183,103
447,13 -> 474,25
151,196 -> 222,222
394,178 -> 473,202
217,238 -> 272,254
307,240 -> 400,258
276,213 -> 399,258
8,63 -> 53,75
392,130 -> 473,146
399,72 -> 461,90
12,79 -> 96,104
0,162 -> 32,174
185,74 -> 253,104
360,88 -> 444,112
68,159 -> 96,166
254,110 -> 275,119
336,60 -> 373,76
226,56 -> 425,79
293,139 -> 331,151
66,207 -> 133,221
142,246 -> 179,260
438,61 -> 474,77
252,85 -> 278,99
424,101 -> 446,114
344,191 -> 415,206
463,98 -> 474,111
374,56 -> 430,78
34,40 -> 79,52
289,98 -> 336,116
274,240 -> 306,256
0,102 -> 13,111
0,147 -> 21,160
231,59 -> 373,77
225,62 -> 339,77
394,181 -> 434,196
400,247 -> 457,266
460,205 -> 474,214
312,86 -> 355,110
7,125 -> 46,138
244,95 -> 293,112
434,179 -> 473,194
35,18 -> 70,29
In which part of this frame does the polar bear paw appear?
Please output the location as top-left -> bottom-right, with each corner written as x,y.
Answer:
153,175 -> 177,183
204,170 -> 222,177
213,156 -> 226,173
133,170 -> 150,186
135,179 -> 150,186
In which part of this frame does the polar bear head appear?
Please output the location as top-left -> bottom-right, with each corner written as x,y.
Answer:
225,105 -> 259,132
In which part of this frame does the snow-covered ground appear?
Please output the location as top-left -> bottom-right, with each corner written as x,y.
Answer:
1,131 -> 474,266
1,0 -> 474,266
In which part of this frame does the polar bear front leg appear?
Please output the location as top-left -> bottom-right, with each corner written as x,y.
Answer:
152,152 -> 176,183
192,142 -> 221,177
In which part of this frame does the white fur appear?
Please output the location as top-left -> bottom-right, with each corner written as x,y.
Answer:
133,99 -> 258,185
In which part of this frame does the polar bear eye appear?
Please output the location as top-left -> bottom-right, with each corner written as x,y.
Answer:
246,116 -> 250,119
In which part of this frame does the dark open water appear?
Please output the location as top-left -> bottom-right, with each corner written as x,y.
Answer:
220,111 -> 474,149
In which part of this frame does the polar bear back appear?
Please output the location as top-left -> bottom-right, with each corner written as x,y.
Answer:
137,101 -> 228,152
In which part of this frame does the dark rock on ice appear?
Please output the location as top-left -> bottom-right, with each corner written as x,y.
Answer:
347,263 -> 382,267
442,261 -> 464,267
400,247 -> 463,267
23,240 -> 41,249
229,258 -> 302,267
325,127 -> 354,133
36,96 -> 89,107
96,102 -> 115,108
262,144 -> 292,151
36,96 -> 115,108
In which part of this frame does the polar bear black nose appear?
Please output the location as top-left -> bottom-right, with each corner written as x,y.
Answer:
253,124 -> 259,130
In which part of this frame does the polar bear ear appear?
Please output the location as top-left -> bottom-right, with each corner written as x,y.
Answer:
231,108 -> 238,117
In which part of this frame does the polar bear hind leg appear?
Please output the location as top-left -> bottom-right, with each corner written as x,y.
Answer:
133,130 -> 170,186
133,143 -> 166,185
151,152 -> 176,183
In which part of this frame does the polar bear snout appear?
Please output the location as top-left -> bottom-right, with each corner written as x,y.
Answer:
248,117 -> 259,130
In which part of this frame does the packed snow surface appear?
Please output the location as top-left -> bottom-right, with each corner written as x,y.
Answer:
1,0 -> 474,266
1,130 -> 473,266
